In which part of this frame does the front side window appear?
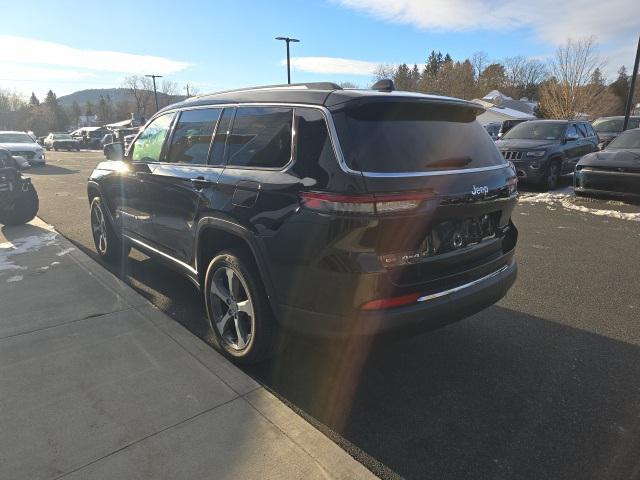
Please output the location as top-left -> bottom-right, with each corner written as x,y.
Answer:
226,107 -> 293,168
565,124 -> 579,139
131,113 -> 175,162
167,108 -> 221,164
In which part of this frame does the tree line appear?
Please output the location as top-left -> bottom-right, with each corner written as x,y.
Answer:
0,75 -> 193,136
376,37 -> 638,119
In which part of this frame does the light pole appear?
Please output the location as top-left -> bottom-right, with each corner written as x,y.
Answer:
275,36 -> 300,84
145,74 -> 163,112
623,35 -> 640,131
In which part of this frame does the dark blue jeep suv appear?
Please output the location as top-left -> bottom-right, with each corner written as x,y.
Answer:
88,82 -> 519,363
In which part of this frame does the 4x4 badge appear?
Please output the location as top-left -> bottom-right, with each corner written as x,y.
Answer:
471,185 -> 489,195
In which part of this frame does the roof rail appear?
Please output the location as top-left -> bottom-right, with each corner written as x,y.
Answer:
193,82 -> 342,99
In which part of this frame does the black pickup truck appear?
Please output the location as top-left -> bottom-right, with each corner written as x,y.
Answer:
0,148 -> 39,225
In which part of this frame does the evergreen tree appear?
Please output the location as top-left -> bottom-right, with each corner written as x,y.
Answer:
29,92 -> 40,106
44,90 -> 58,108
610,66 -> 629,103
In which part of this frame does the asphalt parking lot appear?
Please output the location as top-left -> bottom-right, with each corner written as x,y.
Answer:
25,151 -> 640,479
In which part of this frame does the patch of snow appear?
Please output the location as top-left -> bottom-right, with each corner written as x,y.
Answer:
7,275 -> 23,282
0,232 -> 58,271
519,188 -> 640,222
56,247 -> 75,256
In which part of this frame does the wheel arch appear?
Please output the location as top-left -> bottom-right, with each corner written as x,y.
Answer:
195,217 -> 278,308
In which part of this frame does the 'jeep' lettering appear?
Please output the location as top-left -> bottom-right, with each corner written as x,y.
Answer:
472,185 -> 489,195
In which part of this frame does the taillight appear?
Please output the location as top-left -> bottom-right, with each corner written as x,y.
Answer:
300,191 -> 432,215
360,292 -> 421,310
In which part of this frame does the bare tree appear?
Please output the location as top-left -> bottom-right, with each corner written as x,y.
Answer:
122,75 -> 154,118
539,37 -> 603,119
503,56 -> 547,99
471,51 -> 489,80
372,64 -> 396,83
159,80 -> 179,107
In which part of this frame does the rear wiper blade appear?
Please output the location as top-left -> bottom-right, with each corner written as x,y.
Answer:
425,157 -> 472,168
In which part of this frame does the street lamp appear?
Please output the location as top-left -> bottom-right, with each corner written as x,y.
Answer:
275,36 -> 300,84
145,74 -> 163,112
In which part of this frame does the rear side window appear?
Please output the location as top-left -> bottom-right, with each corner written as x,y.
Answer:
576,123 -> 588,137
332,102 -> 505,173
294,108 -> 337,181
167,108 -> 221,164
210,108 -> 234,165
226,107 -> 293,169
131,112 -> 175,162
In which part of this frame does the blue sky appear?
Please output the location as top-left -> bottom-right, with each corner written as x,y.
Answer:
1,0 -> 638,99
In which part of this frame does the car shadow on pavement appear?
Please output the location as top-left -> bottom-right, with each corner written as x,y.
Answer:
27,165 -> 80,175
67,240 -> 640,480
247,306 -> 640,480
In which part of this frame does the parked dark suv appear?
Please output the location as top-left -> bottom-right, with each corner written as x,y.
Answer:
87,82 -> 519,363
495,119 -> 599,190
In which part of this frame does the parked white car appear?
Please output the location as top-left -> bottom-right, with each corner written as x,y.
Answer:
0,131 -> 46,167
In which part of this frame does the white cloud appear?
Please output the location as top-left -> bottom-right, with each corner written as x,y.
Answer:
0,35 -> 192,75
0,64 -> 96,82
287,56 -> 382,75
334,0 -> 639,45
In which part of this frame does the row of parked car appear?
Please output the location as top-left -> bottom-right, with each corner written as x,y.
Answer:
485,116 -> 640,199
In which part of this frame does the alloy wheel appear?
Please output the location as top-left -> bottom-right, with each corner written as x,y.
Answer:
91,203 -> 108,255
209,266 -> 254,351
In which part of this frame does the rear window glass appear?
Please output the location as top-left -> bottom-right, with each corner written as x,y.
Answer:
332,102 -> 505,173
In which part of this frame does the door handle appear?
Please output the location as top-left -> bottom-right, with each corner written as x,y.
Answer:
190,176 -> 213,189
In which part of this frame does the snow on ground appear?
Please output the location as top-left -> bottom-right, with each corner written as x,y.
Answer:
518,188 -> 640,222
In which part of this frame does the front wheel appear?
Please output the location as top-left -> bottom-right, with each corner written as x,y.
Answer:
90,197 -> 130,262
540,160 -> 560,191
0,183 -> 39,225
204,250 -> 277,364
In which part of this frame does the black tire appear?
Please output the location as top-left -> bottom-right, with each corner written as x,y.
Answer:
90,197 -> 130,263
53,147 -> 58,151
45,146 -> 51,151
540,159 -> 560,191
0,183 -> 39,225
204,249 -> 277,364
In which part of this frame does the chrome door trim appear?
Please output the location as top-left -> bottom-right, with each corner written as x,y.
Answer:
124,234 -> 197,275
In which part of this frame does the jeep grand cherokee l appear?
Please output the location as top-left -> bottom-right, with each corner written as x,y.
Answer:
87,82 -> 519,364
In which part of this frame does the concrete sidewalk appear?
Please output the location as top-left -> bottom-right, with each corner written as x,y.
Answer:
0,219 -> 375,480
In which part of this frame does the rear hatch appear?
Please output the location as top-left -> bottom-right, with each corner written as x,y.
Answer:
330,99 -> 518,289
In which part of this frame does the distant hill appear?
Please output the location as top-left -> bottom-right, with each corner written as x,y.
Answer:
58,88 -> 184,107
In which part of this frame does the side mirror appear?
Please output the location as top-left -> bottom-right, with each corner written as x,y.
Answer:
104,142 -> 124,161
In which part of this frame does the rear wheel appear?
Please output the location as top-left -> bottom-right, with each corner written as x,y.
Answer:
0,183 -> 39,225
540,160 -> 560,191
90,197 -> 130,262
204,250 -> 276,364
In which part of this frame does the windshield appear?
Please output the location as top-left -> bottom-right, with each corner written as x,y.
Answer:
503,122 -> 564,140
607,130 -> 640,149
593,118 -> 623,133
332,102 -> 505,173
0,132 -> 35,143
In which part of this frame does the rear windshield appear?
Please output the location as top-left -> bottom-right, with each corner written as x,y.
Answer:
608,130 -> 640,149
332,102 -> 505,173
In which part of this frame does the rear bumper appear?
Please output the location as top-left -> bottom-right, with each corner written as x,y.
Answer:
574,168 -> 640,199
277,259 -> 517,336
